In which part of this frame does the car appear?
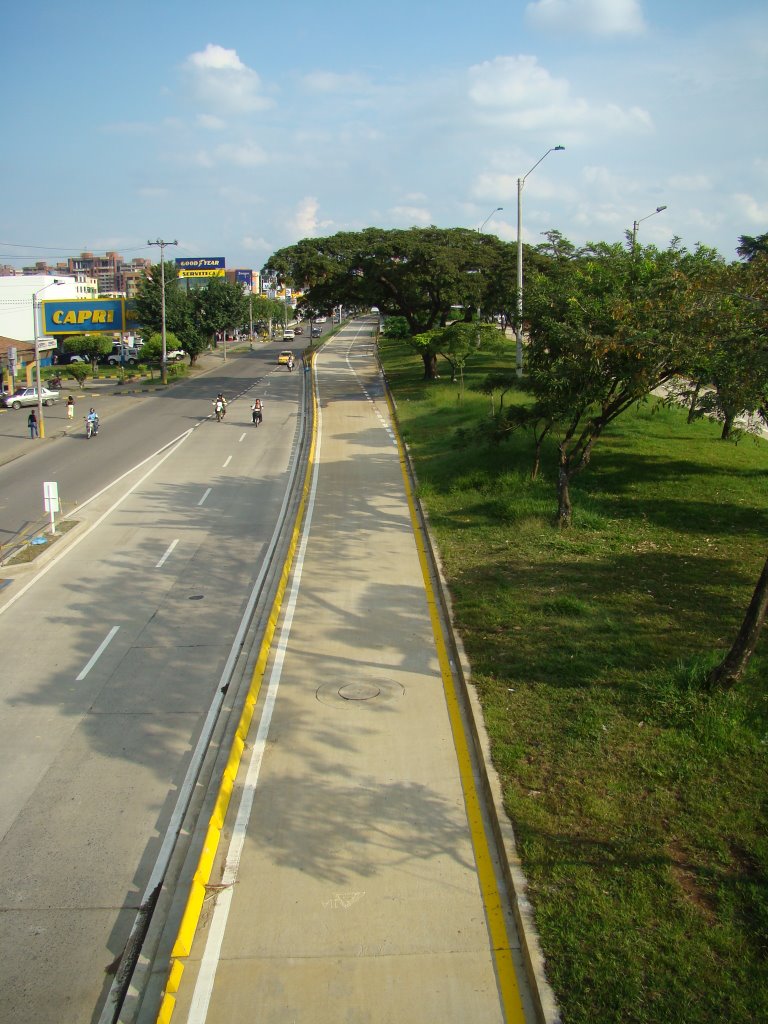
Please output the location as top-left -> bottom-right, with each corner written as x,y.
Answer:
293,325 -> 303,335
2,386 -> 60,410
283,329 -> 296,340
278,350 -> 294,365
315,316 -> 327,323
311,326 -> 322,338
166,349 -> 187,363
106,345 -> 140,366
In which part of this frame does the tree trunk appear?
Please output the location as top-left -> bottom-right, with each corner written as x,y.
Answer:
721,409 -> 736,440
687,381 -> 702,424
556,465 -> 572,528
421,351 -> 438,380
706,557 -> 768,689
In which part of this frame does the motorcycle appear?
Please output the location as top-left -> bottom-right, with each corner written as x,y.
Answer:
85,415 -> 99,439
50,375 -> 63,390
214,400 -> 226,422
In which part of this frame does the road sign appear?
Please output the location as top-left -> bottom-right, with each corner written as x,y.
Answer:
36,338 -> 57,352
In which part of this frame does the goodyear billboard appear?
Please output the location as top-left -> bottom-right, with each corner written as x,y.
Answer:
41,298 -> 126,335
176,257 -> 225,279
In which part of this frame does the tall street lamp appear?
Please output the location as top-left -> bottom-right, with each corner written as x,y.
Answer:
32,279 -> 65,439
478,206 -> 503,233
631,205 -> 667,251
516,145 -> 565,377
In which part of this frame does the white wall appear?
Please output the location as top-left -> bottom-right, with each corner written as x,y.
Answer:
0,275 -> 80,343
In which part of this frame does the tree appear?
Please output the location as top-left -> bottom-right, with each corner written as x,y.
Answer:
191,277 -> 249,348
63,333 -> 113,373
265,227 -> 510,379
508,240 -> 694,526
133,262 -> 206,363
139,332 -> 182,365
736,232 -> 768,262
672,254 -> 768,439
706,556 -> 768,689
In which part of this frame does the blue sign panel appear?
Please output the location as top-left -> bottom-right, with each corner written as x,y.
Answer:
42,299 -> 126,334
236,269 -> 253,288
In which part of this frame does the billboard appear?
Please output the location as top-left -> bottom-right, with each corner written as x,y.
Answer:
41,298 -> 126,335
235,269 -> 253,289
176,257 -> 225,279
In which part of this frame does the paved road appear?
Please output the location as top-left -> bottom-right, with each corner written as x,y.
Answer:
147,322 -> 541,1024
0,347 -> 308,1024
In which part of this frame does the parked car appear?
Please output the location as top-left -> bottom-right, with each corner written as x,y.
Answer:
166,349 -> 187,363
2,386 -> 60,409
106,344 -> 140,366
278,350 -> 294,365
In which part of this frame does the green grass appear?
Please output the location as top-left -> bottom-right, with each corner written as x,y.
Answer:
380,337 -> 768,1024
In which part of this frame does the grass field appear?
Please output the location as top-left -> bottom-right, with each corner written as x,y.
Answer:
379,336 -> 768,1024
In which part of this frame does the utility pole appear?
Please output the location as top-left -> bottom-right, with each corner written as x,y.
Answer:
147,238 -> 178,384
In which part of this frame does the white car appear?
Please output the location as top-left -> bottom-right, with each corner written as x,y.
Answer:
315,316 -> 327,323
2,386 -> 60,409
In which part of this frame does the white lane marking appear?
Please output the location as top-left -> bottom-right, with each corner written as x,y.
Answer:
197,488 -> 212,506
76,626 -> 119,681
187,358 -> 323,1023
0,430 -> 194,618
238,432 -> 247,443
156,539 -> 179,569
222,456 -> 232,468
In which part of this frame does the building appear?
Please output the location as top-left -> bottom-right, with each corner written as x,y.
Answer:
20,252 -> 151,296
0,275 -> 81,346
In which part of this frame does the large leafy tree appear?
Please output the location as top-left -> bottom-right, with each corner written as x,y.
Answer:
62,333 -> 113,373
674,254 -> 768,438
265,227 -> 510,378
190,277 -> 249,347
736,232 -> 768,262
133,262 -> 205,363
506,240 -> 696,526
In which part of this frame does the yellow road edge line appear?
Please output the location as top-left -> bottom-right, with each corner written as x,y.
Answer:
156,378 -> 319,1020
385,387 -> 526,1024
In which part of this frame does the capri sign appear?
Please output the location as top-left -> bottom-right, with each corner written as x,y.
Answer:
41,298 -> 126,334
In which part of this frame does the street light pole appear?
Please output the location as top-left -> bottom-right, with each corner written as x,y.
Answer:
516,145 -> 565,377
32,278 -> 65,439
478,206 -> 503,233
148,238 -> 178,384
631,205 -> 667,252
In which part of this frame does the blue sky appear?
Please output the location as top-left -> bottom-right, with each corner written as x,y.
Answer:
1,0 -> 766,272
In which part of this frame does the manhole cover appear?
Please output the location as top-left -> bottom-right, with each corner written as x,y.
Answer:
316,679 -> 405,708
338,682 -> 381,701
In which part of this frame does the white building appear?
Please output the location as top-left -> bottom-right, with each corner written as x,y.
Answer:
0,274 -> 82,344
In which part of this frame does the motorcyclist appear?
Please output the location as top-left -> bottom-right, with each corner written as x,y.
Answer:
213,393 -> 227,420
86,408 -> 99,437
251,397 -> 263,426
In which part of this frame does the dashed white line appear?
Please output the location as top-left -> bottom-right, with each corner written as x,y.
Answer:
76,626 -> 119,681
222,455 -> 232,468
156,539 -> 179,569
197,488 -> 212,506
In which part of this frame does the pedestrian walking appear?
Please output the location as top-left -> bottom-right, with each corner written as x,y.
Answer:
28,410 -> 38,438
66,395 -> 74,420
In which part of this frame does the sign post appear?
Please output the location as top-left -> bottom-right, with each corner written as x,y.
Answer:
43,481 -> 60,535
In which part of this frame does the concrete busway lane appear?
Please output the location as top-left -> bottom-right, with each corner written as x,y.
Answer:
0,363 -> 306,1024
0,345 -> 287,554
160,322 -> 537,1023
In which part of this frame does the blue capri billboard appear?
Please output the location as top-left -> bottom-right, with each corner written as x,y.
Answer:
41,298 -> 127,334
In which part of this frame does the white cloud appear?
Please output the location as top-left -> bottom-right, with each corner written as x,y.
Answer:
468,56 -> 652,137
137,186 -> 169,199
289,197 -> 333,237
525,0 -> 646,36
183,44 -> 273,113
666,174 -> 712,192
732,193 -> 768,224
198,114 -> 227,131
192,141 -> 267,169
390,205 -> 432,226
